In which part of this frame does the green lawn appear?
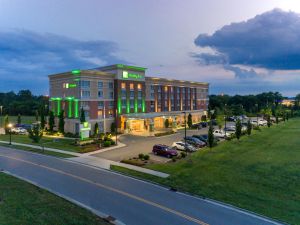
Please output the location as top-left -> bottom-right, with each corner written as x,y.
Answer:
112,119 -> 300,225
0,173 -> 110,225
0,116 -> 36,127
0,135 -> 82,153
0,143 -> 74,158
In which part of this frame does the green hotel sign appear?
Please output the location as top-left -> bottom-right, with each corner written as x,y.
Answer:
122,71 -> 142,79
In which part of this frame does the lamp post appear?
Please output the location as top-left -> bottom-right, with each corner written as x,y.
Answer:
182,111 -> 187,153
0,105 -> 3,128
8,123 -> 12,145
115,108 -> 118,146
224,104 -> 227,136
255,103 -> 259,127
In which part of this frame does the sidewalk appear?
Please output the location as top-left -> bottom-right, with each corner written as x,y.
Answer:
0,140 -> 169,178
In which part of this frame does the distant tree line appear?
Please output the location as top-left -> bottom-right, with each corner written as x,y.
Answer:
0,90 -> 49,116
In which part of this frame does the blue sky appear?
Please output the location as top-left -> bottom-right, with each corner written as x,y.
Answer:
0,0 -> 300,96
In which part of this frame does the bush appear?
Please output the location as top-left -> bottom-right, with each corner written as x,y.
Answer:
64,132 -> 79,138
103,141 -> 111,147
172,157 -> 176,162
143,154 -> 150,160
154,131 -> 175,137
120,159 -> 145,167
110,140 -> 116,145
180,152 -> 187,158
138,153 -> 145,159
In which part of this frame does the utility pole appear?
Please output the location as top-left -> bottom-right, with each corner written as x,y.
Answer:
182,111 -> 187,153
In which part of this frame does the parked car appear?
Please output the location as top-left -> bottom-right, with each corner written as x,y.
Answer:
199,122 -> 208,128
191,123 -> 202,129
210,119 -> 218,126
192,135 -> 208,144
152,144 -> 178,158
172,142 -> 197,152
213,129 -> 230,138
11,127 -> 28,135
183,136 -> 206,148
227,116 -> 236,122
251,119 -> 267,126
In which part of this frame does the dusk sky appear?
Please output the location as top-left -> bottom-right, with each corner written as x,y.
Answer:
1,0 -> 300,96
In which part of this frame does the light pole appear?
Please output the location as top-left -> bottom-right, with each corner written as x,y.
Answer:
115,109 -> 118,146
255,103 -> 259,127
182,111 -> 187,153
224,104 -> 227,136
0,105 -> 3,128
8,123 -> 12,145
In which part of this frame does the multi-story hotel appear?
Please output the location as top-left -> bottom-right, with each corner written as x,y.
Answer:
49,64 -> 209,136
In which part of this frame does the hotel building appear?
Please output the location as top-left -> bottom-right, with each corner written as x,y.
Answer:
49,64 -> 209,136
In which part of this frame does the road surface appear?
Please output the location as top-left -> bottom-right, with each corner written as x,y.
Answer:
0,146 -> 281,225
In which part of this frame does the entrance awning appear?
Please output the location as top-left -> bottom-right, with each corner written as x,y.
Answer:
122,110 -> 205,119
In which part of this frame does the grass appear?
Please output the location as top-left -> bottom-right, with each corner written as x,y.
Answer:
0,134 -> 83,152
0,172 -> 110,225
0,143 -> 74,158
111,118 -> 300,225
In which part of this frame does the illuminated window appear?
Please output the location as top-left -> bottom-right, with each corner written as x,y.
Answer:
98,110 -> 103,118
121,83 -> 126,89
164,86 -> 168,92
130,83 -> 134,90
137,84 -> 142,90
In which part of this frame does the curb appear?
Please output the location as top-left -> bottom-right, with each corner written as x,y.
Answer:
1,170 -> 126,225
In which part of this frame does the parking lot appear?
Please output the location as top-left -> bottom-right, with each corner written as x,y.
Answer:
92,128 -> 209,162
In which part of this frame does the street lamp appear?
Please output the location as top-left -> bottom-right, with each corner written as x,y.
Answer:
0,105 -> 3,128
181,111 -> 187,153
255,103 -> 259,127
8,123 -> 13,145
224,104 -> 227,136
115,109 -> 118,146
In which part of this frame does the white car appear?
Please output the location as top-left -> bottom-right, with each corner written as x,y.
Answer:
172,142 -> 197,152
251,119 -> 267,126
213,130 -> 230,138
11,127 -> 27,135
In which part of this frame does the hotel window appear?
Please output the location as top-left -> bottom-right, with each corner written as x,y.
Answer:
121,99 -> 126,108
98,81 -> 103,89
109,101 -> 114,108
98,90 -> 103,98
80,80 -> 90,89
138,91 -> 142,99
121,90 -> 126,98
81,90 -> 90,98
130,91 -> 134,98
137,84 -> 142,90
81,101 -> 89,108
98,110 -> 103,118
130,83 -> 134,90
108,82 -> 114,89
108,110 -> 113,117
164,86 -> 168,92
138,100 -> 142,108
130,100 -> 134,108
98,101 -> 104,109
150,93 -> 155,99
121,83 -> 126,89
157,86 -> 161,92
109,91 -> 114,99
150,85 -> 155,90
84,110 -> 89,118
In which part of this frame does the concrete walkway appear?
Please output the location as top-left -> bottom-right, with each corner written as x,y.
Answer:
0,140 -> 169,178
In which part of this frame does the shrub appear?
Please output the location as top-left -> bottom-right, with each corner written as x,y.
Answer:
138,153 -> 145,159
180,152 -> 187,158
154,131 -> 175,137
121,159 -> 145,167
172,157 -> 176,162
64,132 -> 79,138
103,141 -> 111,147
143,154 -> 150,160
110,140 -> 116,145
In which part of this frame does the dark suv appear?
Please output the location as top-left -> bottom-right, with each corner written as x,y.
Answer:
152,144 -> 178,158
183,137 -> 206,148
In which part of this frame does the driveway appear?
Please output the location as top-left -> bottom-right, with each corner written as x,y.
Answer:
0,146 -> 281,225
92,128 -> 209,162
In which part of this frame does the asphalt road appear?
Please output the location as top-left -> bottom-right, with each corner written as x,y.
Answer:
0,146 -> 281,225
92,128 -> 209,162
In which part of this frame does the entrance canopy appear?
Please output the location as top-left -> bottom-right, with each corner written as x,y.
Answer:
122,110 -> 204,119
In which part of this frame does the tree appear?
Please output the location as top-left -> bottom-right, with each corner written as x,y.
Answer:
48,111 -> 55,132
58,110 -> 65,133
80,107 -> 86,123
187,113 -> 192,128
28,124 -> 43,143
4,115 -> 9,134
35,110 -> 39,121
94,123 -> 99,136
275,114 -> 279,124
110,122 -> 116,133
247,120 -> 252,135
208,121 -> 214,148
164,119 -> 169,128
17,114 -> 21,124
267,115 -> 271,127
235,119 -> 242,140
286,112 -> 289,121
40,107 -> 46,129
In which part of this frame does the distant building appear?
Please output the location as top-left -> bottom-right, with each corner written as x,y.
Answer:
281,98 -> 295,107
48,64 -> 209,136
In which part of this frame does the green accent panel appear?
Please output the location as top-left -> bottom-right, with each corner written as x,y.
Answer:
134,99 -> 138,113
118,97 -> 122,114
126,98 -> 130,114
65,96 -> 74,100
74,78 -> 80,81
68,99 -> 72,118
142,99 -> 145,112
72,70 -> 81,75
74,99 -> 79,118
50,97 -> 62,101
117,64 -> 146,72
57,99 -> 61,116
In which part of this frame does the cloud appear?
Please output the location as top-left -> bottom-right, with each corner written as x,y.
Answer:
194,8 -> 300,70
0,29 -> 124,94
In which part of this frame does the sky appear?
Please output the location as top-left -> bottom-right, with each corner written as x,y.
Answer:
0,0 -> 300,96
